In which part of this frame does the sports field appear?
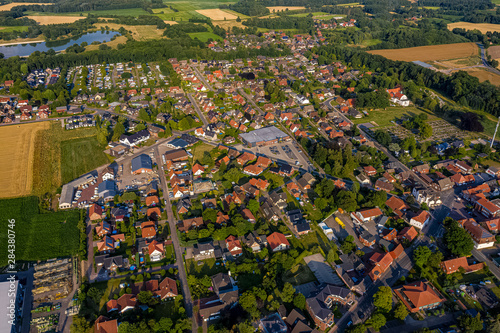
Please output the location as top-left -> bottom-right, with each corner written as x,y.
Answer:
0,122 -> 49,199
367,42 -> 478,62
26,15 -> 84,24
0,196 -> 80,266
448,22 -> 500,34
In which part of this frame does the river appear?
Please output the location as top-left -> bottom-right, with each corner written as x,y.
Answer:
0,30 -> 120,58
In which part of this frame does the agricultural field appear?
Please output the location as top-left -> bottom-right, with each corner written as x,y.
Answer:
367,42 -> 478,62
266,6 -> 306,12
0,122 -> 49,199
153,7 -> 205,22
336,2 -> 364,7
61,136 -> 109,185
0,2 -> 52,11
487,45 -> 500,68
188,31 -> 222,42
32,123 -> 104,197
448,22 -> 500,34
455,68 -> 500,86
26,15 -> 84,24
196,9 -> 237,20
95,23 -> 165,41
0,196 -> 80,266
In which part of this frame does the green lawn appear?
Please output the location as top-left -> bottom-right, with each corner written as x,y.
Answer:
282,263 -> 317,285
352,106 -> 436,128
0,26 -> 29,32
192,142 -> 214,164
60,136 -> 109,184
186,258 -> 226,277
300,229 -> 332,255
0,196 -> 80,266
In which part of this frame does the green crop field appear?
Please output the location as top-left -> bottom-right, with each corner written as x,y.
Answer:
153,7 -> 205,22
0,196 -> 80,266
73,8 -> 151,16
290,12 -> 341,20
61,136 -> 109,184
188,31 -> 222,42
0,26 -> 29,32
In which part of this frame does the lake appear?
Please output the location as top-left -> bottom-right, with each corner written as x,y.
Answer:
0,31 -> 120,58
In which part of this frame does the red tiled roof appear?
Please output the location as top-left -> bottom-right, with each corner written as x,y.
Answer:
267,232 -> 289,250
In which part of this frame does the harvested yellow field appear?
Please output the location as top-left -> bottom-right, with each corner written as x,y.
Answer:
0,122 -> 49,198
27,15 -> 84,24
196,9 -> 238,20
448,22 -> 500,34
0,2 -> 52,11
367,42 -> 478,62
85,35 -> 128,51
163,20 -> 178,25
457,68 -> 500,86
95,23 -> 165,41
267,6 -> 305,12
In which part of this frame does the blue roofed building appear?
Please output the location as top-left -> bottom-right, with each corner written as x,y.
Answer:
131,154 -> 153,174
97,180 -> 116,202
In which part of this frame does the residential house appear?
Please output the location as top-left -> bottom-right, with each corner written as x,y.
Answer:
353,208 -> 383,223
409,210 -> 431,229
398,226 -> 418,243
225,235 -> 243,257
394,281 -> 445,313
244,231 -> 267,252
458,218 -> 496,249
89,203 -> 103,221
440,257 -> 484,275
267,232 -> 290,252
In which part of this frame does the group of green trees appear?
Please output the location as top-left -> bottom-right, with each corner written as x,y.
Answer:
243,16 -> 315,32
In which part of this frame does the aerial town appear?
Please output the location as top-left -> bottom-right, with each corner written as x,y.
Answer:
2,1 -> 500,333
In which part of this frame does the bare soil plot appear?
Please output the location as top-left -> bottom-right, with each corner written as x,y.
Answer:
0,2 -> 52,11
266,6 -> 305,12
163,20 -> 178,25
0,122 -> 49,198
26,15 -> 84,24
367,42 -> 478,62
196,9 -> 237,20
448,22 -> 500,34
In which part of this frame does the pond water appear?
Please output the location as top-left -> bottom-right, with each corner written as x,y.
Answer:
0,30 -> 120,58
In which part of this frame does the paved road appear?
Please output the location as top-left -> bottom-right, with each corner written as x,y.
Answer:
478,43 -> 500,76
472,249 -> 500,280
238,88 -> 264,116
192,66 -> 215,92
153,145 -> 196,332
381,312 -> 458,333
187,93 -> 208,126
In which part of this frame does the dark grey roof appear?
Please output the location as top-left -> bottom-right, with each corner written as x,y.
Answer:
306,297 -> 331,321
260,313 -> 288,333
168,138 -> 189,148
120,129 -> 150,145
131,154 -> 152,173
239,126 -> 288,144
296,222 -> 311,233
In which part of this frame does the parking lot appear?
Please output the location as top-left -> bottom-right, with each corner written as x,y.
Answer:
245,141 -> 313,171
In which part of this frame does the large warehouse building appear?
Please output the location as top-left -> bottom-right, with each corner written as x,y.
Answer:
239,126 -> 290,147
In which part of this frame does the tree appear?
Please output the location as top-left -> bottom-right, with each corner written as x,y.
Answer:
327,247 -> 339,263
394,302 -> 409,321
70,316 -> 92,333
240,291 -> 258,317
347,324 -> 367,333
413,246 -> 432,268
247,199 -> 259,215
421,202 -> 429,210
281,282 -> 295,303
293,293 -> 306,309
202,208 -> 217,223
458,313 -> 483,333
444,218 -> 474,257
389,143 -> 400,152
374,130 -> 392,146
369,313 -> 387,331
373,286 -> 393,313
340,235 -> 357,254
420,123 -> 433,139
112,121 -> 126,141
460,112 -> 484,132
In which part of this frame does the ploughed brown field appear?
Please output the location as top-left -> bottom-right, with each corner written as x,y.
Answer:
26,15 -> 84,24
448,22 -> 500,34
